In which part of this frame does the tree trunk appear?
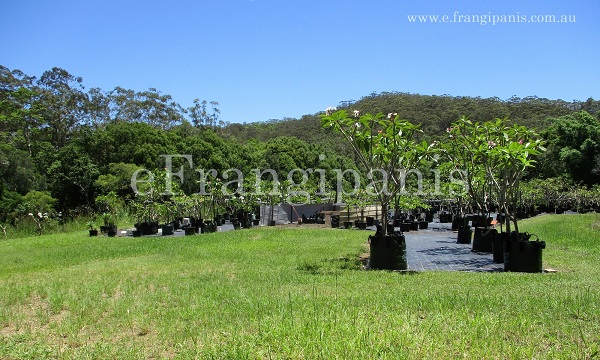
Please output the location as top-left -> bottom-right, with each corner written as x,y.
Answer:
381,203 -> 389,236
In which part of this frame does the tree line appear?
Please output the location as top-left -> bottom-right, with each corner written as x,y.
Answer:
1,65 -> 599,234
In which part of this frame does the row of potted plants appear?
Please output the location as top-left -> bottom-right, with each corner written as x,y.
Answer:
332,213 -> 430,232
322,109 -> 547,272
441,117 -> 546,272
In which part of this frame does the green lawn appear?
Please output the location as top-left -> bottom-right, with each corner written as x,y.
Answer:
1,214 -> 599,359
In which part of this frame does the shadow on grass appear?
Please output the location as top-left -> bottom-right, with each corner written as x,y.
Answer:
297,254 -> 364,275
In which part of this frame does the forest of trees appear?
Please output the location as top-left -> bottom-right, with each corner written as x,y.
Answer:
1,65 -> 599,234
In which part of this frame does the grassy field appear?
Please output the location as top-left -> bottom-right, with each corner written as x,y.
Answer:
1,214 -> 599,359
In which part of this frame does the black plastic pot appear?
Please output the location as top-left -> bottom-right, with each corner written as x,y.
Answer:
410,222 -> 419,231
418,221 -> 428,230
400,223 -> 411,232
356,221 -> 367,230
451,216 -> 463,231
472,228 -> 495,252
253,219 -> 260,226
425,212 -> 434,222
456,227 -> 472,244
138,221 -> 158,236
89,229 -> 98,237
107,226 -> 117,237
204,222 -> 218,233
161,224 -> 174,236
470,215 -> 483,228
343,221 -> 353,229
132,230 -> 142,237
331,215 -> 340,228
492,232 -> 506,263
366,216 -> 374,227
184,226 -> 196,236
439,213 -> 451,223
504,232 -> 545,273
368,233 -> 407,270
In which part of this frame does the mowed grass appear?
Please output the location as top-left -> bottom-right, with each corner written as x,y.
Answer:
1,214 -> 599,359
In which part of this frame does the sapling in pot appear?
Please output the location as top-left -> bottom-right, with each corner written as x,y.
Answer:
441,118 -> 495,245
322,109 -> 435,270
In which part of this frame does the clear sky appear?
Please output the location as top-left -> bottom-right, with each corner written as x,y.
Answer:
1,0 -> 598,124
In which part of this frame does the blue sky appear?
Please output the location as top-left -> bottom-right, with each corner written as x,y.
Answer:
1,0 -> 598,124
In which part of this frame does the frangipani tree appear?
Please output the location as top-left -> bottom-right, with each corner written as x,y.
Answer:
321,109 -> 435,236
393,194 -> 430,217
441,117 -> 493,220
445,117 -> 545,239
480,119 -> 545,238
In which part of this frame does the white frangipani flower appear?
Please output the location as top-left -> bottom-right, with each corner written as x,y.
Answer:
325,107 -> 337,116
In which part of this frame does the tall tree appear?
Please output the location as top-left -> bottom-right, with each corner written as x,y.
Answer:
187,99 -> 221,128
137,88 -> 184,129
36,67 -> 89,149
105,87 -> 185,128
0,87 -> 44,156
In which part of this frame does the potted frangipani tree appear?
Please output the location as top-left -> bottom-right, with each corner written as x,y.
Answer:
87,220 -> 98,237
95,192 -> 120,236
158,201 -> 175,236
479,118 -> 546,272
354,189 -> 371,230
441,117 -> 495,249
322,109 -> 434,270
